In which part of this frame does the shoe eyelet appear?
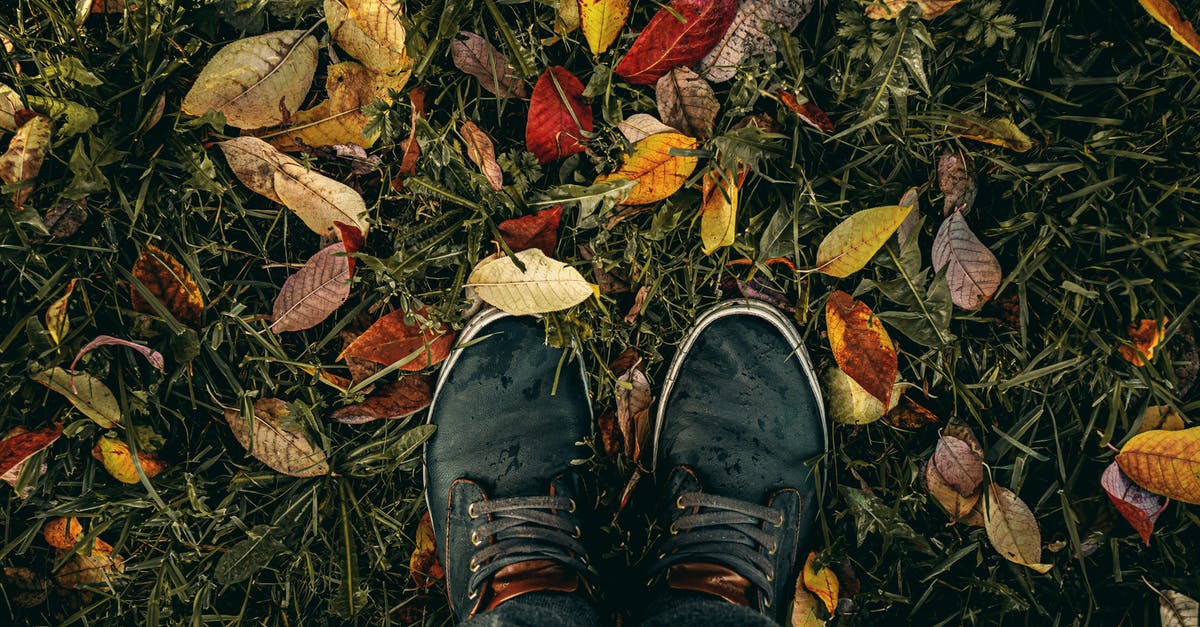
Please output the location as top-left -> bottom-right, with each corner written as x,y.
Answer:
668,522 -> 678,535
773,515 -> 784,528
763,598 -> 771,608
766,572 -> 774,582
470,531 -> 482,546
767,545 -> 777,556
469,559 -> 480,573
675,495 -> 686,510
573,525 -> 582,539
468,503 -> 478,518
567,498 -> 577,513
468,588 -> 480,600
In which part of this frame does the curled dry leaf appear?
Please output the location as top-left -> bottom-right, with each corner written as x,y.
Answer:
865,0 -> 964,20
130,244 -> 204,325
815,205 -> 912,278
823,366 -> 899,425
615,0 -> 738,85
224,398 -> 330,477
498,205 -> 563,257
802,552 -> 839,615
326,0 -> 411,80
595,132 -> 699,205
895,187 -> 920,247
616,113 -> 676,144
1160,590 -> 1200,627
825,290 -> 898,407
467,249 -> 597,316
460,120 -> 503,190
932,211 -> 1001,310
449,32 -> 526,98
615,366 -> 653,461
656,67 -> 719,139
0,82 -> 22,132
1119,317 -> 1167,366
0,112 -> 51,209
397,86 -> 426,181
1,567 -> 49,609
790,586 -> 826,627
0,423 -> 61,486
700,167 -> 743,254
55,549 -> 125,589
92,436 -> 168,484
1140,405 -> 1186,433
937,151 -> 976,216
624,284 -> 651,323
1139,0 -> 1200,58
699,0 -> 814,83
271,241 -> 354,333
1116,426 -> 1200,504
71,335 -> 165,372
925,435 -> 983,521
45,197 -> 89,239
777,90 -> 834,133
983,484 -> 1052,573
410,511 -> 445,589
883,395 -> 939,429
947,115 -> 1034,152
35,368 -> 121,428
329,376 -> 432,424
45,278 -> 77,346
181,30 -> 318,130
1100,460 -> 1167,546
580,0 -> 630,54
526,66 -> 592,164
340,307 -> 455,370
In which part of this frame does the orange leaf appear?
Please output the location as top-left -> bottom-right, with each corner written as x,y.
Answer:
802,552 -> 839,615
947,115 -> 1034,152
777,90 -> 834,133
1117,426 -> 1200,504
1119,317 -> 1167,366
595,132 -> 698,205
43,517 -> 83,550
883,395 -> 940,429
580,0 -> 629,54
91,436 -> 168,484
0,423 -> 62,480
825,291 -> 897,407
130,244 -> 204,325
1139,0 -> 1200,58
1139,405 -> 1186,434
339,307 -> 455,370
409,511 -> 444,589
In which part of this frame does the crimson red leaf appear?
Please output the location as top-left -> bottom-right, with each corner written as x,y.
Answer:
615,0 -> 739,85
497,206 -> 562,256
0,423 -> 62,478
339,307 -> 455,370
526,67 -> 592,164
777,90 -> 834,133
329,376 -> 433,424
1101,460 -> 1168,546
334,222 -> 364,277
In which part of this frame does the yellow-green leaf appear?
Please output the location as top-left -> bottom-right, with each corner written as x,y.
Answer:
595,132 -> 698,205
983,484 -> 1053,573
91,436 -> 168,484
34,367 -> 121,429
948,115 -> 1034,152
0,113 -> 52,209
700,168 -> 740,254
466,249 -> 597,315
815,205 -> 912,278
45,278 -> 78,346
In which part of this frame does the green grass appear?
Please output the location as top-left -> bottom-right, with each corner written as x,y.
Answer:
1,0 -> 1199,624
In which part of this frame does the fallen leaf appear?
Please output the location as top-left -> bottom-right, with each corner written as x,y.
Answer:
219,136 -> 370,237
1139,0 -> 1200,58
656,67 -> 719,139
45,278 -> 78,346
937,151 -> 976,216
823,366 -> 899,425
614,0 -> 738,85
698,0 -> 814,83
579,242 -> 631,294
595,132 -> 698,205
397,86 -> 426,180
580,0 -> 630,54
43,517 -> 111,553
526,66 -> 592,164
826,291 -> 898,406
616,366 -> 653,461
329,376 -> 432,424
815,205 -> 912,278
1160,590 -> 1200,627
777,90 -> 834,133
410,511 -> 444,589
1119,318 -> 1167,366
925,435 -> 983,520
616,113 -> 677,143
326,0 -> 412,81
264,62 -> 381,151
181,30 -> 318,130
498,205 -> 562,257
790,586 -> 827,626
0,112 -> 51,209
0,423 -> 61,484
44,197 -> 89,238
214,526 -> 287,585
1117,426 -> 1200,504
865,0 -> 964,20
34,368 -> 121,428
459,120 -> 504,190
931,211 -> 1001,310
340,307 -> 455,370
948,115 -> 1034,152
554,0 -> 581,34
1101,460 -> 1167,546
883,395 -> 939,429
1140,405 -> 1186,433
55,549 -> 124,589
983,484 -> 1052,573
802,552 -> 839,615
624,284 -> 651,323
466,249 -> 597,315
1,567 -> 49,608
0,82 -> 22,132
895,187 -> 920,246
71,335 -> 164,373
91,436 -> 168,484
271,241 -> 353,332
130,244 -> 204,325
700,167 -> 742,254
449,31 -> 526,98
224,398 -> 330,477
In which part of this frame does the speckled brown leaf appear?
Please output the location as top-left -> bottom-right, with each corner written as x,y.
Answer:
616,366 -> 653,461
0,112 -> 51,209
883,395 -> 939,428
224,398 -> 330,477
271,242 -> 353,332
55,549 -> 124,589
932,211 -> 1001,310
937,151 -> 976,216
329,376 -> 432,424
449,31 -> 526,98
0,82 -> 22,132
130,244 -> 204,325
460,120 -> 503,190
655,67 -> 718,139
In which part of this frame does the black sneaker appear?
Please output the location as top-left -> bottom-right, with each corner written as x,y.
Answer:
424,308 -> 593,620
647,300 -> 827,621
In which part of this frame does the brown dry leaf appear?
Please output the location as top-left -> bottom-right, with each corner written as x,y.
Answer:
617,113 -> 676,144
579,243 -> 630,294
1160,589 -> 1200,627
271,241 -> 354,333
823,366 -> 899,425
1139,0 -> 1200,58
825,291 -> 898,406
1119,318 -> 1167,366
34,368 -> 121,429
0,112 -> 51,209
1116,426 -> 1200,504
0,82 -> 22,132
498,206 -> 562,257
409,511 -> 445,589
341,307 -> 455,370
1,567 -> 49,608
865,0 -> 964,20
45,278 -> 78,346
44,197 -> 89,239
449,31 -> 526,98
624,285 -> 651,324
815,205 -> 913,278
983,484 -> 1052,573
329,376 -> 432,424
931,211 -> 1002,311
802,552 -> 839,615
55,549 -> 124,589
777,90 -> 835,133
937,151 -> 976,216
43,517 -> 83,550
224,398 -> 330,477
397,87 -> 426,181
594,132 -> 699,205
700,167 -> 744,254
615,366 -> 653,461
460,120 -> 503,190
92,436 -> 168,484
699,0 -> 815,83
895,187 -> 920,247
467,249 -> 598,316
947,115 -> 1034,152
925,435 -> 983,520
579,0 -> 630,54
130,244 -> 204,325
1100,460 -> 1167,546
1,424 -> 60,492
790,586 -> 827,626
883,395 -> 939,429
1140,405 -> 1186,433
656,67 -> 719,139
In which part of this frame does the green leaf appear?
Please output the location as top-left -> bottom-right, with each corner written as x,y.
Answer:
34,367 -> 122,428
215,526 -> 286,585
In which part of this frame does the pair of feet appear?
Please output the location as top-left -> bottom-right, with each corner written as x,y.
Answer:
423,300 -> 827,623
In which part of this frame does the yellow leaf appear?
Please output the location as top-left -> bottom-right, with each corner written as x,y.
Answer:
43,517 -> 83,550
948,115 -> 1034,152
328,0 -> 412,79
815,205 -> 912,278
91,436 -> 168,484
409,511 -> 444,589
822,366 -> 899,425
700,169 -> 740,254
983,484 -> 1052,573
1139,0 -> 1200,58
0,113 -> 51,209
1139,405 -> 1186,434
264,62 -> 381,151
466,249 -> 596,315
181,30 -> 318,130
224,399 -> 330,477
802,552 -> 839,615
34,367 -> 121,429
45,278 -> 78,346
0,82 -> 22,132
595,132 -> 698,205
580,0 -> 630,54
865,0 -> 964,20
1117,426 -> 1200,504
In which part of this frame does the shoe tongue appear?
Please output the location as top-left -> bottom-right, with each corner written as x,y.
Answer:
666,562 -> 754,607
479,560 -> 581,613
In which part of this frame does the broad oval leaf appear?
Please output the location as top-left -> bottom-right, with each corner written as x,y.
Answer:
594,132 -> 698,205
35,368 -> 121,428
91,436 -> 168,484
616,113 -> 676,143
801,552 -> 839,615
329,376 -> 432,424
327,0 -> 412,77
815,205 -> 912,278
131,244 -> 205,325
1101,460 -> 1167,546
224,398 -> 330,477
700,168 -> 741,254
983,484 -> 1052,573
931,211 -> 1001,310
1160,590 -> 1200,627
0,82 -> 22,132
656,67 -> 719,139
340,307 -> 455,370
449,32 -> 526,98
580,0 -> 630,54
271,242 -> 353,333
498,205 -> 562,257
460,120 -> 503,190
181,30 -> 318,130
526,66 -> 592,164
825,290 -> 898,407
699,0 -> 814,83
467,249 -> 597,315
925,435 -> 983,520
823,366 -> 898,425
615,0 -> 739,85
55,550 -> 124,589
0,113 -> 51,209
214,526 -> 287,585
1117,426 -> 1200,504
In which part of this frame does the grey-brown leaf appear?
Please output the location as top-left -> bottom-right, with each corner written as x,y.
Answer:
271,242 -> 352,332
937,151 -> 976,216
699,0 -> 814,83
655,68 -> 719,139
932,211 -> 1001,310
224,398 -> 330,477
450,32 -> 526,98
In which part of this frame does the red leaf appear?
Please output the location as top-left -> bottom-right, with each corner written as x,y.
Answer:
497,206 -> 562,256
777,90 -> 835,133
0,423 -> 62,478
825,290 -> 898,406
1101,460 -> 1168,546
615,0 -> 739,85
329,376 -> 433,424
526,67 -> 592,164
339,308 -> 455,370
392,87 -> 427,190
334,222 -> 364,277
